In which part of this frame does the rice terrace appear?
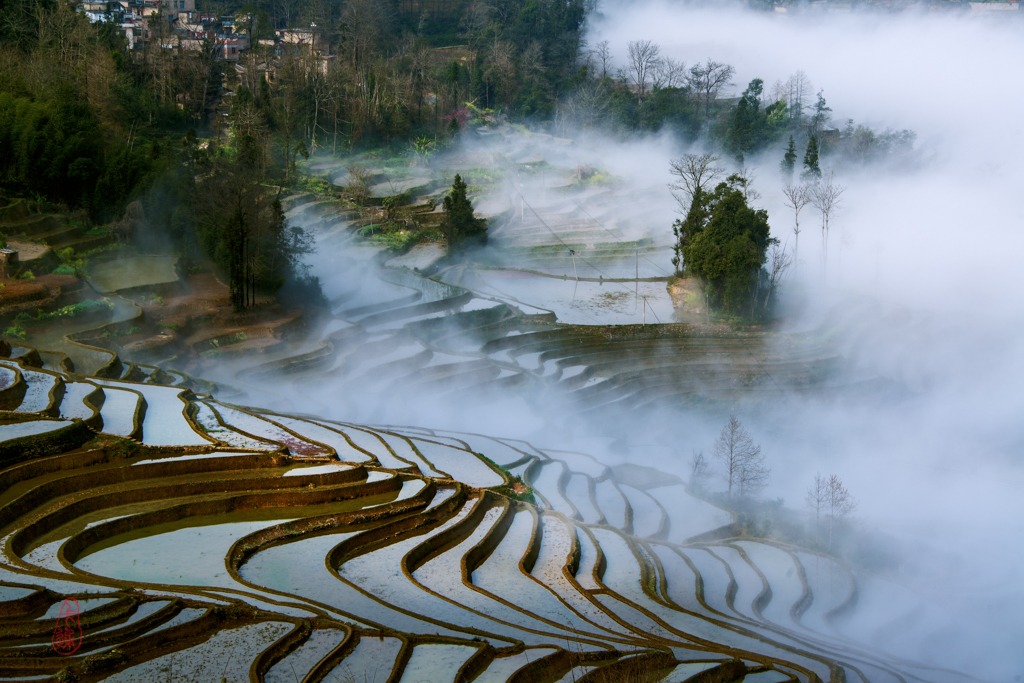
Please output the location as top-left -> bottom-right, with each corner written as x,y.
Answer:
0,0 -> 1020,681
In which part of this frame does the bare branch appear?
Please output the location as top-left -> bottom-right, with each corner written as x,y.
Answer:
687,59 -> 735,123
825,474 -> 857,549
590,40 -> 613,79
627,39 -> 660,104
668,153 -> 724,212
654,56 -> 686,89
713,415 -> 769,499
811,170 -> 846,274
782,183 -> 813,266
763,242 -> 792,311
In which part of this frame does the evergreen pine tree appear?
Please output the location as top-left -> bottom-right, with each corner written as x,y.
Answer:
442,174 -> 487,254
781,135 -> 797,181
802,135 -> 821,181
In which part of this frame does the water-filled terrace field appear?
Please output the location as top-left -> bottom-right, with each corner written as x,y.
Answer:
0,344 -> 979,683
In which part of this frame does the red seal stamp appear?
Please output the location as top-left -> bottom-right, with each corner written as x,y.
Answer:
51,597 -> 83,655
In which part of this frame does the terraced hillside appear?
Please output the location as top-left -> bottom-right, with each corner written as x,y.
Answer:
214,191 -> 839,423
0,344 -> 976,683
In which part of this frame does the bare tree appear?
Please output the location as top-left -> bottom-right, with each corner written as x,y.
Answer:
627,39 -> 660,104
669,153 -> 724,213
730,167 -> 760,203
689,450 -> 711,492
785,70 -> 813,122
487,0 -> 518,28
763,242 -> 792,311
339,0 -> 390,72
782,184 -> 813,267
713,415 -> 769,499
654,57 -> 686,89
520,41 -> 545,87
486,39 -> 517,105
811,171 -> 845,276
558,80 -> 611,133
345,163 -> 374,205
806,472 -> 857,549
591,39 -> 613,79
805,472 -> 827,545
687,59 -> 735,123
461,2 -> 491,56
825,474 -> 856,549
768,79 -> 787,106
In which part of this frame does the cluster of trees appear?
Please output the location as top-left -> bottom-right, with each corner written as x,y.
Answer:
689,417 -> 859,549
669,154 -> 786,317
806,472 -> 857,550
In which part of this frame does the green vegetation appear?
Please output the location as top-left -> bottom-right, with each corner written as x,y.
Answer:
294,175 -> 338,199
37,300 -> 115,322
441,175 -> 487,255
781,135 -> 798,181
676,176 -> 773,317
3,324 -> 26,339
802,134 -> 822,181
494,476 -> 537,505
725,79 -> 788,163
478,452 -> 537,505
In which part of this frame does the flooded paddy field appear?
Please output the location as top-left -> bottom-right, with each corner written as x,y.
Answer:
0,341 -> 979,683
88,256 -> 179,294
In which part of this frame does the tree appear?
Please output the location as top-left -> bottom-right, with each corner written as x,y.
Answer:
671,187 -> 709,276
627,39 -> 660,104
679,177 -> 774,316
713,415 -> 769,499
591,40 -> 613,79
801,135 -> 821,182
687,59 -> 735,125
811,170 -> 845,276
824,474 -> 856,550
805,472 -> 827,546
669,153 -> 723,275
442,174 -> 487,255
669,153 -> 724,213
726,78 -> 766,162
195,162 -> 313,311
654,57 -> 686,89
485,39 -> 517,106
782,183 -> 812,267
762,242 -> 792,312
780,135 -> 797,182
558,81 -> 611,133
808,473 -> 856,550
729,167 -> 760,204
784,70 -> 813,124
810,89 -> 832,137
